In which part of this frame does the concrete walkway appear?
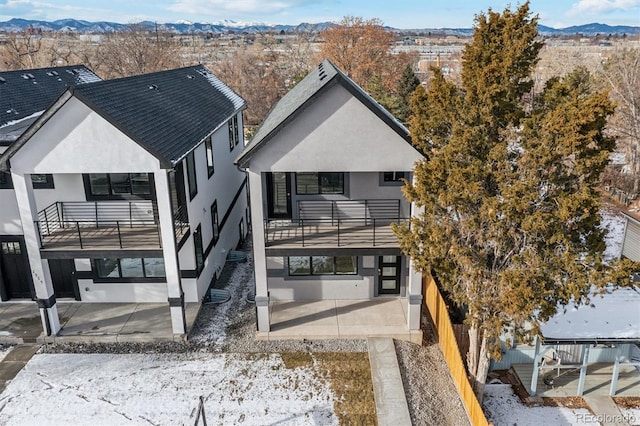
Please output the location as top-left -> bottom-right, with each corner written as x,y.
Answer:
367,337 -> 411,426
583,395 -> 631,426
0,344 -> 40,393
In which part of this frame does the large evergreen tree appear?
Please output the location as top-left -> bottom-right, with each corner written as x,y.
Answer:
394,2 -> 634,401
396,63 -> 421,123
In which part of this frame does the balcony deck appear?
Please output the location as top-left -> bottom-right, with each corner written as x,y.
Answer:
39,224 -> 162,251
264,219 -> 404,249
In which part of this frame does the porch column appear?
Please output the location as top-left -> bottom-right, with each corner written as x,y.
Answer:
609,344 -> 624,396
407,257 -> 422,330
155,169 -> 186,335
12,171 -> 61,336
529,335 -> 541,396
577,344 -> 590,396
248,170 -> 269,332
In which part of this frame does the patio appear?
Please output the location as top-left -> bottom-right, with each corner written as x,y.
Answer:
0,302 -> 201,344
256,299 -> 423,343
512,362 -> 640,397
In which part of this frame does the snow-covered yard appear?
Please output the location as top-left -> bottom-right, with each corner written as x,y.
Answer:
0,352 -> 338,426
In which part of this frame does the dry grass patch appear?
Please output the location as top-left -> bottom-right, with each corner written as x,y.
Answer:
614,397 -> 640,409
280,352 -> 377,425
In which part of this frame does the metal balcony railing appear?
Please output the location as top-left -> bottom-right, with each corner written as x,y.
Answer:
264,199 -> 408,248
36,201 -> 162,250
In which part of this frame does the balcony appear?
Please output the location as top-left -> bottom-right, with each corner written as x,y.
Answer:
36,201 -> 162,251
264,199 -> 408,249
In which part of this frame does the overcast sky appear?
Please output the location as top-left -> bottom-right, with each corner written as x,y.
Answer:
0,0 -> 639,28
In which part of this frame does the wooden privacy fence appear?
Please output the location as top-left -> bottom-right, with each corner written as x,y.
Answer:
423,275 -> 490,426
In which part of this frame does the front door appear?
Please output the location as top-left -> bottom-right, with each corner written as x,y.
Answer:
49,259 -> 80,300
378,256 -> 402,295
266,172 -> 292,219
0,237 -> 34,300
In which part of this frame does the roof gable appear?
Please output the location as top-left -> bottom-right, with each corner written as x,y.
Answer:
236,59 -> 412,167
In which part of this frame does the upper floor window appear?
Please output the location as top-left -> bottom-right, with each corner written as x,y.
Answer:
205,136 -> 214,178
31,174 -> 54,189
194,224 -> 204,275
296,172 -> 344,195
211,201 -> 219,246
381,172 -> 407,186
0,171 -> 12,189
228,116 -> 239,151
186,151 -> 198,200
85,173 -> 152,199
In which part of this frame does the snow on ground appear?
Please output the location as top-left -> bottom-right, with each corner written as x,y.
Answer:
0,352 -> 337,426
483,384 -> 599,426
600,206 -> 626,262
0,345 -> 12,362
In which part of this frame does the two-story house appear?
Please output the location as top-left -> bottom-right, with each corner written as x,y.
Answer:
0,65 -> 249,337
1,65 -> 102,300
236,60 -> 424,341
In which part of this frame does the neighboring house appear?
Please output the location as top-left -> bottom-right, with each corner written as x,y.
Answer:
0,65 -> 249,337
621,212 -> 640,262
1,65 -> 101,301
236,60 -> 424,336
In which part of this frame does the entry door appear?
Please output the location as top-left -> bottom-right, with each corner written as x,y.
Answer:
0,238 -> 34,300
266,172 -> 292,219
49,259 -> 80,300
378,256 -> 402,295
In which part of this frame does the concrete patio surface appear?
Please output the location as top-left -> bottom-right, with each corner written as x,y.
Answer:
0,302 -> 201,344
256,299 -> 423,343
583,395 -> 631,426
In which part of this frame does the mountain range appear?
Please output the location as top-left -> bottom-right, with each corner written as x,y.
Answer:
0,18 -> 638,36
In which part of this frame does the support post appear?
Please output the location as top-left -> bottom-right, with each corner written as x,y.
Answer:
530,335 -> 541,396
12,171 -> 61,336
155,169 -> 186,335
248,170 -> 270,332
577,344 -> 590,396
609,344 -> 623,396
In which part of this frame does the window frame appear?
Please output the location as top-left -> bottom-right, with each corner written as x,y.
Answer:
83,173 -> 154,200
92,257 -> 166,283
295,172 -> 345,195
0,171 -> 13,189
205,136 -> 215,178
194,224 -> 204,276
186,151 -> 198,200
288,256 -> 358,276
31,174 -> 54,189
380,171 -> 407,187
211,200 -> 219,246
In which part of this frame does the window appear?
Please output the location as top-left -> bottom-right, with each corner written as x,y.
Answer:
1,241 -> 21,255
205,136 -> 214,178
296,172 -> 344,195
288,256 -> 357,276
211,201 -> 219,245
85,173 -> 152,198
186,151 -> 197,200
228,116 -> 239,151
0,171 -> 12,189
31,174 -> 54,189
94,258 -> 166,280
194,224 -> 204,274
383,172 -> 406,182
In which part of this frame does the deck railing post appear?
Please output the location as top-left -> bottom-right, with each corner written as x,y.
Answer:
44,208 -> 50,235
301,219 -> 305,247
331,202 -> 335,226
373,218 -> 376,246
337,219 -> 340,246
364,200 -> 368,226
129,202 -> 133,228
76,221 -> 83,249
95,201 -> 99,228
117,221 -> 123,248
157,222 -> 162,248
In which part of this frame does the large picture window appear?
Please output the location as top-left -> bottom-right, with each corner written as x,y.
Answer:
94,258 -> 166,281
288,256 -> 357,276
85,173 -> 152,198
186,151 -> 197,200
295,172 -> 344,195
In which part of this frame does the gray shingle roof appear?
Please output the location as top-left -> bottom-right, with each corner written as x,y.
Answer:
0,65 -> 101,144
71,65 -> 245,167
236,59 -> 410,167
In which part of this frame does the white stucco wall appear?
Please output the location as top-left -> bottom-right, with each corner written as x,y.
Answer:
247,84 -> 423,173
0,191 -> 21,235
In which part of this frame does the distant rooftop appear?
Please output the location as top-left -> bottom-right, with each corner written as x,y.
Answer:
0,65 -> 101,144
